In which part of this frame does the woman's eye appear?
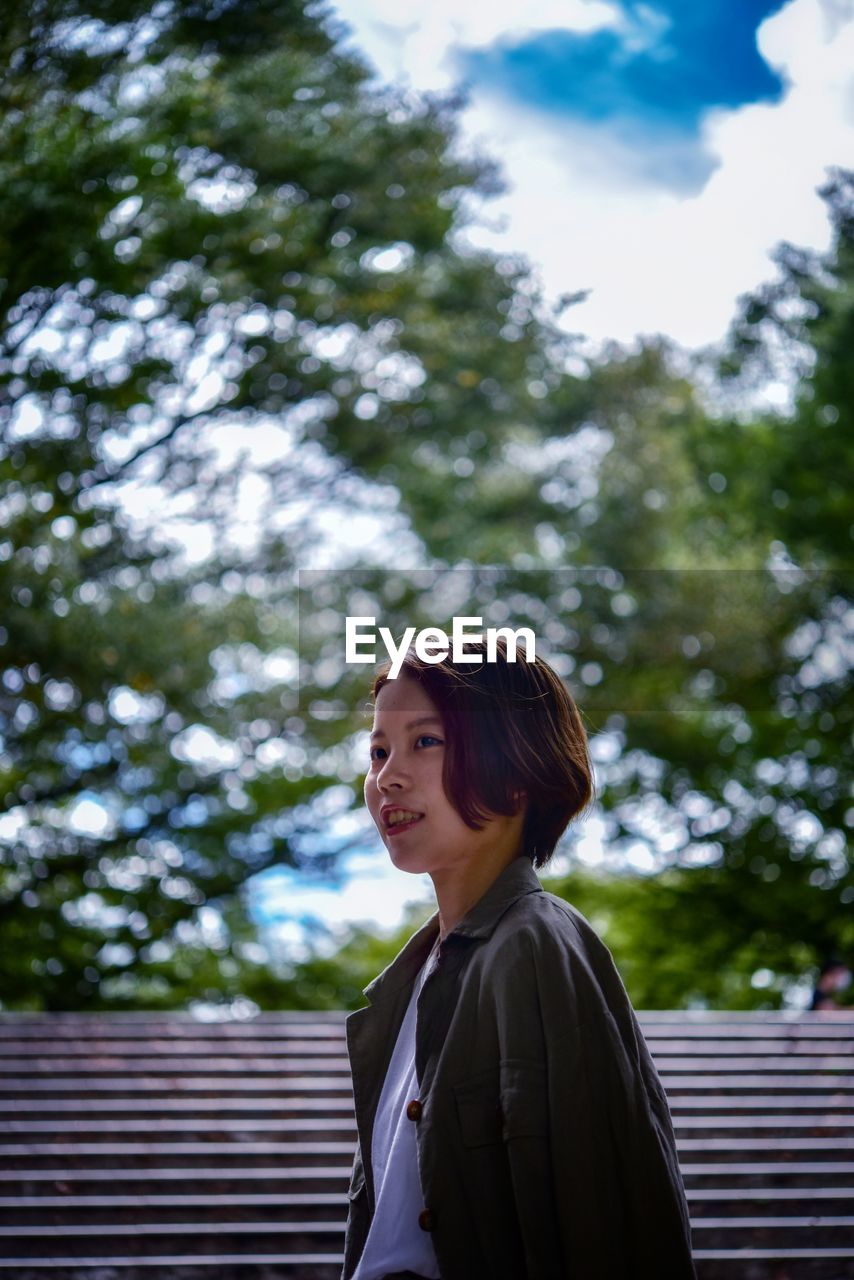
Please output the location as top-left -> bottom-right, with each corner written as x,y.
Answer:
369,736 -> 441,762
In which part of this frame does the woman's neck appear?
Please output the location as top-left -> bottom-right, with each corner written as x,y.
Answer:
431,843 -> 523,942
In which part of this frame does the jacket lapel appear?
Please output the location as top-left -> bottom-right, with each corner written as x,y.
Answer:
345,913 -> 440,1212
344,857 -> 544,1211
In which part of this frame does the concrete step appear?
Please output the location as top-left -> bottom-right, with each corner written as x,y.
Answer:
0,1008 -> 850,1278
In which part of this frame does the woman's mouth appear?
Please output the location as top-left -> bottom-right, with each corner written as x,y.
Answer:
383,808 -> 424,836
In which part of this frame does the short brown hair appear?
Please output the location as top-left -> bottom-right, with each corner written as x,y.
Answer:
370,640 -> 593,869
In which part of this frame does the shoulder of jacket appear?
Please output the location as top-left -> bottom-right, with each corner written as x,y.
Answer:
486,887 -> 612,968
484,890 -> 637,1034
501,883 -> 594,936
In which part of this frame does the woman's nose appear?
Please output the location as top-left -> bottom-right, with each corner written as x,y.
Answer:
376,753 -> 407,791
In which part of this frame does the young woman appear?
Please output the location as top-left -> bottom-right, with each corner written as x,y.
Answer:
342,641 -> 696,1280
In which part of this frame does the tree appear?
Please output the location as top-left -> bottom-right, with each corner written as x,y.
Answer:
4,0 -> 849,1014
0,0 -> 568,1009
720,167 -> 854,569
293,175 -> 854,1010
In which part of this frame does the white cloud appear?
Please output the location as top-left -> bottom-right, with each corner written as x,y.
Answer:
335,0 -> 620,87
333,0 -> 854,349
252,852 -> 437,961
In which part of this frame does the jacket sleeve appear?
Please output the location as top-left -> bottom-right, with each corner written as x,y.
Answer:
495,914 -> 697,1279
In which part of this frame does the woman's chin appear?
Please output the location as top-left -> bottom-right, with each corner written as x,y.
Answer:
386,844 -> 433,875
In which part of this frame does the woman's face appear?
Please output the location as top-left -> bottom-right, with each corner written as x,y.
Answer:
364,672 -> 521,876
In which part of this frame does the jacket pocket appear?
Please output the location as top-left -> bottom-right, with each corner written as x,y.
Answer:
499,1058 -> 549,1141
454,1058 -> 550,1148
454,1066 -> 503,1147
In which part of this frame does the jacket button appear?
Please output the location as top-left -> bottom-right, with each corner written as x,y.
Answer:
406,1099 -> 423,1122
418,1208 -> 436,1232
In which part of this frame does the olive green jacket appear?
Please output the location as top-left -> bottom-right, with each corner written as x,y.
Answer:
342,855 -> 696,1279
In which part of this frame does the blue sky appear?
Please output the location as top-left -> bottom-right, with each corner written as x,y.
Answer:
455,1 -> 790,191
335,0 -> 854,349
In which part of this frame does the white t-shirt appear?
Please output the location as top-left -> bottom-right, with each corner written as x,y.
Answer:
352,939 -> 442,1280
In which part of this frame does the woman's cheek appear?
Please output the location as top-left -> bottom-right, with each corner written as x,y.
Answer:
365,772 -> 382,826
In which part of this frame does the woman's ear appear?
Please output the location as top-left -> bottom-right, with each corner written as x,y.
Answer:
512,789 -> 528,812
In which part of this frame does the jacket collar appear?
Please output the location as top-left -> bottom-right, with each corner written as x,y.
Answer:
361,855 -> 542,1005
361,911 -> 440,1006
